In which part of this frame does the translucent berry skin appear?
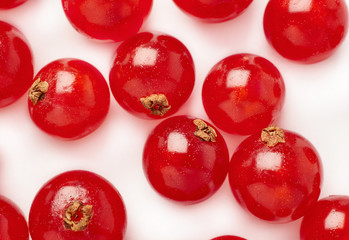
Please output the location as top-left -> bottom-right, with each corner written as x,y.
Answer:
0,21 -> 33,108
29,170 -> 127,240
143,115 -> 229,203
211,236 -> 246,240
173,0 -> 253,22
61,0 -> 153,42
0,195 -> 29,240
229,128 -> 322,223
28,58 -> 110,140
263,0 -> 348,63
300,195 -> 349,240
109,32 -> 195,119
0,0 -> 27,8
202,53 -> 285,135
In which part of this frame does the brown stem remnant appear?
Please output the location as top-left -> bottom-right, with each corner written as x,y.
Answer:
63,201 -> 93,232
261,126 -> 285,147
193,119 -> 217,142
29,79 -> 49,105
140,94 -> 171,116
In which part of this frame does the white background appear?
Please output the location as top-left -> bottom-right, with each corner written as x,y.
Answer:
1,0 -> 349,239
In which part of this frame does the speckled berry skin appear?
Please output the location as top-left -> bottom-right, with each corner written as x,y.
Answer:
229,127 -> 322,223
143,115 -> 229,203
0,195 -> 29,240
172,0 -> 253,22
29,170 -> 126,240
28,58 -> 110,140
109,32 -> 195,119
0,21 -> 33,108
263,0 -> 348,63
61,0 -> 153,42
202,53 -> 285,135
301,195 -> 349,240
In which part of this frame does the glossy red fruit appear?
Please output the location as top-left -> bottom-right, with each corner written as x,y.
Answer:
229,126 -> 322,223
29,170 -> 126,240
0,0 -> 27,8
143,115 -> 229,203
109,32 -> 195,119
61,0 -> 153,42
0,195 -> 29,240
202,53 -> 285,135
300,195 -> 349,240
28,58 -> 110,140
264,0 -> 348,63
173,0 -> 253,22
0,21 -> 33,108
211,236 -> 246,240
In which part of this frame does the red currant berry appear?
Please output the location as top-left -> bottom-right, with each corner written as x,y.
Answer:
0,21 -> 33,108
109,32 -> 195,119
0,0 -> 27,8
61,0 -> 153,42
173,0 -> 253,22
0,195 -> 29,240
143,116 -> 229,203
263,0 -> 348,63
229,126 -> 322,223
211,236 -> 246,240
202,53 -> 285,135
300,195 -> 349,240
28,58 -> 110,140
29,170 -> 126,240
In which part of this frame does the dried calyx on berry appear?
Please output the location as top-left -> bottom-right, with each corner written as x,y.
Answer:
193,119 -> 217,142
261,126 -> 285,147
140,93 -> 171,116
29,79 -> 49,105
63,201 -> 93,232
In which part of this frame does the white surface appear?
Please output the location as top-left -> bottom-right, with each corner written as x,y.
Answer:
1,0 -> 349,239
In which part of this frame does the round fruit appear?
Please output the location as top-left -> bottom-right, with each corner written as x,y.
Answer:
263,0 -> 348,63
0,195 -> 29,240
0,21 -> 33,108
0,0 -> 27,8
143,115 -> 229,203
172,0 -> 253,22
229,126 -> 322,222
202,53 -> 285,135
28,58 -> 110,140
109,32 -> 195,119
61,0 -> 153,42
211,236 -> 246,240
300,195 -> 349,239
29,170 -> 126,240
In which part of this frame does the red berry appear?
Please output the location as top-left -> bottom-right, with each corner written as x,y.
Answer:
61,0 -> 153,42
0,0 -> 27,8
109,32 -> 195,119
300,195 -> 349,240
172,0 -> 253,22
0,21 -> 33,108
211,236 -> 246,240
28,58 -> 110,140
29,170 -> 126,240
0,195 -> 29,240
202,53 -> 285,135
263,0 -> 348,63
229,126 -> 322,222
143,115 -> 229,203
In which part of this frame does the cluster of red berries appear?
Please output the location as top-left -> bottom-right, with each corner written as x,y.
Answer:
0,0 -> 348,239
